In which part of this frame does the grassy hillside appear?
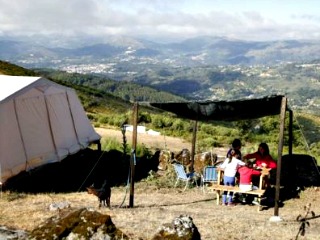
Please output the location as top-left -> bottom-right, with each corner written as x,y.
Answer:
1,60 -> 319,162
35,68 -> 187,103
0,60 -> 138,115
0,60 -> 37,76
295,112 -> 320,157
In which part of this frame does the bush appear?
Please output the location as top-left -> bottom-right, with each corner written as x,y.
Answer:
196,137 -> 221,152
171,119 -> 186,131
98,115 -> 110,124
101,137 -> 123,152
151,115 -> 163,128
144,164 -> 177,188
138,111 -> 152,123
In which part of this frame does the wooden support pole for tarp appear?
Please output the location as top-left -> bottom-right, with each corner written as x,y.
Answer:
288,109 -> 293,155
129,102 -> 138,208
190,120 -> 198,171
272,96 -> 287,219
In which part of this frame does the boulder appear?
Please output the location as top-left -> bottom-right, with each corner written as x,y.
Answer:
175,149 -> 218,175
158,150 -> 174,171
281,154 -> 320,188
174,149 -> 193,174
0,226 -> 28,239
49,201 -> 71,211
193,151 -> 218,174
30,208 -> 128,240
152,215 -> 201,240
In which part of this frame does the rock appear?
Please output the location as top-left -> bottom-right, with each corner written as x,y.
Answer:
30,208 -> 128,240
281,154 -> 320,187
49,201 -> 71,211
0,226 -> 29,239
158,150 -> 173,171
152,215 -> 201,240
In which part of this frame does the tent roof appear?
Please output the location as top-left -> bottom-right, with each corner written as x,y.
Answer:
150,95 -> 286,121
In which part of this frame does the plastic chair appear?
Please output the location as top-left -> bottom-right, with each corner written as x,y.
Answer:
173,163 -> 195,191
201,166 -> 218,193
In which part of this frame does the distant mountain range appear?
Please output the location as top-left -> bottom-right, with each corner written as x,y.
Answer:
1,35 -> 320,68
1,35 -> 320,114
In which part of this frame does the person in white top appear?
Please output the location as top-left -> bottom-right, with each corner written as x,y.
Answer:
218,149 -> 245,206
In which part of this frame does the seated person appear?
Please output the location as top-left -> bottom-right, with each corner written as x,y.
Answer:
226,138 -> 242,159
238,161 -> 261,192
238,161 -> 262,204
243,142 -> 277,169
185,164 -> 196,179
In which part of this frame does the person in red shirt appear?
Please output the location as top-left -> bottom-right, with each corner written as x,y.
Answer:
237,162 -> 262,204
243,142 -> 277,169
238,164 -> 261,192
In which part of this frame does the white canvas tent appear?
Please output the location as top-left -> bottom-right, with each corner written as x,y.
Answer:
0,75 -> 101,183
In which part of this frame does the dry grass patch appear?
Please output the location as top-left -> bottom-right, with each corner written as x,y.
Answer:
1,183 -> 320,239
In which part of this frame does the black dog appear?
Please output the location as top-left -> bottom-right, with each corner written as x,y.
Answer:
87,180 -> 111,208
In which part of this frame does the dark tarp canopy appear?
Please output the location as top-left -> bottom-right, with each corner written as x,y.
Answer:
150,95 -> 285,121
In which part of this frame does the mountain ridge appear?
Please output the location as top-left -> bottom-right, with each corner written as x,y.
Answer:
1,35 -> 320,114
2,35 -> 320,68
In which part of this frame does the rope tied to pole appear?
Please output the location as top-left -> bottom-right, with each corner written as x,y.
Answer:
77,150 -> 106,192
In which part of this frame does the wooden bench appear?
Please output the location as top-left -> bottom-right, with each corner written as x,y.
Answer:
207,168 -> 270,211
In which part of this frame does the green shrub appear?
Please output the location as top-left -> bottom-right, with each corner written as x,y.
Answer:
135,144 -> 152,158
171,119 -> 186,131
144,164 -> 177,188
152,115 -> 165,128
101,137 -> 123,152
139,111 -> 152,123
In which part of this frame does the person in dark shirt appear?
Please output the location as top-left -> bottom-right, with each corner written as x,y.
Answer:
226,138 -> 242,159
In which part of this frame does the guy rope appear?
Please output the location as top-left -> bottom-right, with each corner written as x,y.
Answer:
294,113 -> 320,177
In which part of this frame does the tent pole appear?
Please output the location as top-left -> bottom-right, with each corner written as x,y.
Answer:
65,91 -> 81,147
129,102 -> 138,208
44,96 -> 59,160
13,99 -> 29,169
272,96 -> 287,220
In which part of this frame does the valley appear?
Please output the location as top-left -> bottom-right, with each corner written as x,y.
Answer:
1,35 -> 320,114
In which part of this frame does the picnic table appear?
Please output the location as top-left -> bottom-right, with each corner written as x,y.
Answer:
208,167 -> 271,211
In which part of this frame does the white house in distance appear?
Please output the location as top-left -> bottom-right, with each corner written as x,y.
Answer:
124,124 -> 161,136
0,75 -> 101,183
147,129 -> 161,136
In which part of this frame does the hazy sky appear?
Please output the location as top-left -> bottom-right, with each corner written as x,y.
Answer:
1,0 -> 319,42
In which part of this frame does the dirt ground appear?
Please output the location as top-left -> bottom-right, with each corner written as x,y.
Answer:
0,184 -> 320,240
1,127 -> 319,239
108,185 -> 320,240
95,127 -> 192,152
95,127 -> 227,156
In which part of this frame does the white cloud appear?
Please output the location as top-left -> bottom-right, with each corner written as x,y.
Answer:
0,0 -> 320,42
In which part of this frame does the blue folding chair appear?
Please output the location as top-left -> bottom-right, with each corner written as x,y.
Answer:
173,163 -> 195,191
201,166 -> 218,193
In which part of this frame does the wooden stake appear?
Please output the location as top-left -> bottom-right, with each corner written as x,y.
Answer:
129,102 -> 138,208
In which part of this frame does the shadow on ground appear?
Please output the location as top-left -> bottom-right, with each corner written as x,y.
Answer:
4,149 -> 160,193
279,154 -> 320,201
3,152 -> 320,204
